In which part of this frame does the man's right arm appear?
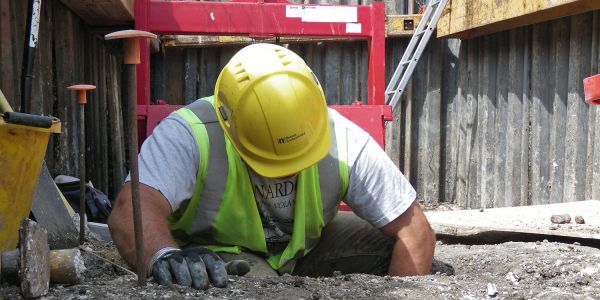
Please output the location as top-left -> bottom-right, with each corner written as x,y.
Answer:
108,182 -> 178,270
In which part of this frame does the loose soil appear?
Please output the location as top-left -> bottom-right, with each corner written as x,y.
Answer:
2,239 -> 599,299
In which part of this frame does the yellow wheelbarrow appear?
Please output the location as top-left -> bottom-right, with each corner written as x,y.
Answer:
0,92 -> 61,253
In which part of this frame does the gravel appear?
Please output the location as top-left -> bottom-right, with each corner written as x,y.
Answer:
2,240 -> 599,299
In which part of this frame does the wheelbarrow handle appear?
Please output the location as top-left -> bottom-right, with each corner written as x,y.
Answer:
1,111 -> 54,128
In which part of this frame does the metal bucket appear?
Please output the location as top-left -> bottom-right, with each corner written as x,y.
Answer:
0,119 -> 60,252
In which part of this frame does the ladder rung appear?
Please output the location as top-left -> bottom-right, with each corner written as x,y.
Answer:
400,60 -> 410,66
385,89 -> 405,95
430,0 -> 441,6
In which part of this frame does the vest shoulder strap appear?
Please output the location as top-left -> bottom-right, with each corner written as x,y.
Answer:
170,97 -> 228,237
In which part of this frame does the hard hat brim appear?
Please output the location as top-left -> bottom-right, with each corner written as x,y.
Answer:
240,127 -> 331,178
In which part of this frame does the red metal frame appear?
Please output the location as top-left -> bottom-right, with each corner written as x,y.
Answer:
135,0 -> 391,147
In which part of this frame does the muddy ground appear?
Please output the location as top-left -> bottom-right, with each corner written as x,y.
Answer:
1,238 -> 599,299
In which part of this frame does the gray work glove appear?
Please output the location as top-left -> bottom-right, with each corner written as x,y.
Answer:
151,246 -> 250,290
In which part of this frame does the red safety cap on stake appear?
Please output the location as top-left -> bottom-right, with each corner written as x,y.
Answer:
67,84 -> 96,105
584,74 -> 600,105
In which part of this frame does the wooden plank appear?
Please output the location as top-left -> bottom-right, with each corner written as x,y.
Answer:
425,200 -> 600,241
183,48 -> 199,104
547,18 -> 569,204
98,39 -> 109,193
151,50 -> 167,102
40,0 -> 55,167
0,0 -> 17,108
166,48 -> 185,104
493,32 -> 509,207
520,27 -> 533,207
402,43 -> 413,182
530,22 -> 553,205
584,11 -> 599,200
564,14 -> 592,203
454,39 -> 471,208
410,37 -> 428,204
477,35 -> 497,209
437,0 -> 600,39
465,40 -> 481,209
160,14 -> 422,48
163,35 -> 360,48
324,43 -> 343,104
423,39 -> 442,207
52,0 -> 76,176
505,28 -> 527,207
358,42 -> 368,102
340,43 -> 354,104
385,39 -> 406,167
107,55 -> 126,198
198,47 -> 219,96
441,39 -> 461,204
590,11 -> 600,200
409,38 -> 442,206
352,43 -> 363,102
59,0 -> 133,26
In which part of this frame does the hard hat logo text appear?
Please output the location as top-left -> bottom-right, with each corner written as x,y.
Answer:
277,132 -> 306,144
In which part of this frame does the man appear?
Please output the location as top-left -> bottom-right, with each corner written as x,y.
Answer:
109,43 -> 435,290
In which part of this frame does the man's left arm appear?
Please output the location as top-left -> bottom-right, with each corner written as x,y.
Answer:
380,201 -> 436,276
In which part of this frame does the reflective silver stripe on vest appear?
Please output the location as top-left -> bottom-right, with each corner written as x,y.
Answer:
318,120 -> 342,225
186,100 -> 228,233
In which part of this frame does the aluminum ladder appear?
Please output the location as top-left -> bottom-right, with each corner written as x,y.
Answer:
385,0 -> 450,110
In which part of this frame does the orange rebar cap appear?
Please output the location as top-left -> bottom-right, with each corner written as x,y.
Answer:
584,74 -> 600,105
67,84 -> 96,105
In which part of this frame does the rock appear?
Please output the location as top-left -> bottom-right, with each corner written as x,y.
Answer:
573,242 -> 581,246
549,225 -> 559,230
550,214 -> 571,224
575,216 -> 585,224
293,277 -> 304,287
332,270 -> 342,277
505,272 -> 520,285
486,283 -> 498,297
19,219 -> 51,299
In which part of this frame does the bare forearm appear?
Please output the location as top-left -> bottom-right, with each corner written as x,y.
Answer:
108,183 -> 178,269
388,227 -> 435,276
382,201 -> 436,276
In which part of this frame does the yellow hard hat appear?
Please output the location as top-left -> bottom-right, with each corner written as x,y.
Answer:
214,43 -> 331,178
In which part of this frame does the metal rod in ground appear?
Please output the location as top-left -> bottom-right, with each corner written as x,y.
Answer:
79,103 -> 86,245
126,64 -> 146,284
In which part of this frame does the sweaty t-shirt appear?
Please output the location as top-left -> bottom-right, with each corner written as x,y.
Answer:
127,108 -> 416,254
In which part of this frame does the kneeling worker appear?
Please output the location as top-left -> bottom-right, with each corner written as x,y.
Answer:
109,43 -> 436,289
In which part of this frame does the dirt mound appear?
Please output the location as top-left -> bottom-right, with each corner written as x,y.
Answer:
1,241 -> 599,299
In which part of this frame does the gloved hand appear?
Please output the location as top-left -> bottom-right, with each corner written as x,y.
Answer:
151,246 -> 250,290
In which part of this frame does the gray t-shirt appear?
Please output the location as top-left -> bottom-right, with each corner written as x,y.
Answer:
128,109 -> 416,253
